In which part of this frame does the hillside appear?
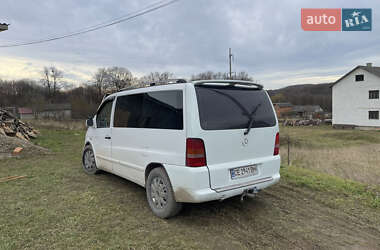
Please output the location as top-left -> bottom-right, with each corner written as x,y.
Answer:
268,83 -> 332,112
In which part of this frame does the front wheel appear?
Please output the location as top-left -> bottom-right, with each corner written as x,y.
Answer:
82,144 -> 100,175
146,167 -> 182,218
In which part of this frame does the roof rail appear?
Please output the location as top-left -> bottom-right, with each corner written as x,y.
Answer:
118,85 -> 142,92
168,78 -> 187,84
117,79 -> 188,92
192,80 -> 263,89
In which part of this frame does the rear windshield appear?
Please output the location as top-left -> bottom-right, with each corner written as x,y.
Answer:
195,86 -> 276,130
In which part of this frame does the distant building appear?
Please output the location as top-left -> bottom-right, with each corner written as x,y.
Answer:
292,105 -> 324,119
273,103 -> 323,119
38,103 -> 72,120
332,63 -> 380,128
2,103 -> 72,120
18,107 -> 34,120
273,103 -> 293,118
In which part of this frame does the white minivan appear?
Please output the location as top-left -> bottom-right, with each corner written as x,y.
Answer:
83,80 -> 280,218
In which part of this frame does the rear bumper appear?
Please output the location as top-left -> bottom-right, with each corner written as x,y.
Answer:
164,164 -> 280,203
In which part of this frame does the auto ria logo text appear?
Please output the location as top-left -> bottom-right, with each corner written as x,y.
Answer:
301,8 -> 372,31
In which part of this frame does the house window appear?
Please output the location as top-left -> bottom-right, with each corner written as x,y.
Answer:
355,74 -> 364,81
369,111 -> 379,120
369,90 -> 379,99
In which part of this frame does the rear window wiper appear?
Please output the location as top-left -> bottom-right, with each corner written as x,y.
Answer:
206,88 -> 262,135
244,103 -> 261,135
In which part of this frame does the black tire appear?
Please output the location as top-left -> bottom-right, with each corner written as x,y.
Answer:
82,144 -> 100,175
146,167 -> 182,218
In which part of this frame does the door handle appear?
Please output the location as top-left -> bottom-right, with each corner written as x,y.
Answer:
105,136 -> 111,140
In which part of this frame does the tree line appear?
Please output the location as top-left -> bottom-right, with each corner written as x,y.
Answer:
268,83 -> 332,112
0,66 -> 254,119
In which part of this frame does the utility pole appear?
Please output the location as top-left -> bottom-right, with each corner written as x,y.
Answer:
0,23 -> 9,32
229,48 -> 233,79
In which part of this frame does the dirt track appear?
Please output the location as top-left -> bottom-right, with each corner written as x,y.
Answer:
198,182 -> 380,250
97,171 -> 380,250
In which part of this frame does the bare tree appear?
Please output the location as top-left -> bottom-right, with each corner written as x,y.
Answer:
191,71 -> 228,81
139,72 -> 173,84
41,66 -> 64,98
42,66 -> 52,96
107,67 -> 133,91
93,68 -> 108,98
191,71 -> 215,80
191,71 -> 252,81
0,79 -> 45,108
236,71 -> 253,81
50,66 -> 63,96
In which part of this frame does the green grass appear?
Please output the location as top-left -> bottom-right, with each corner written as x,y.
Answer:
0,129 -> 212,249
1,128 -> 380,249
279,125 -> 380,187
280,125 -> 380,149
33,129 -> 84,153
281,166 -> 380,208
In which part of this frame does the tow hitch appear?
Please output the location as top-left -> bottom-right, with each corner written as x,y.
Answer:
241,187 -> 259,202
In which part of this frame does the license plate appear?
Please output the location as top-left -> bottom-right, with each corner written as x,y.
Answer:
230,165 -> 258,179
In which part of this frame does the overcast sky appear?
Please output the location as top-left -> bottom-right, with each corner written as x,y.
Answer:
0,0 -> 379,89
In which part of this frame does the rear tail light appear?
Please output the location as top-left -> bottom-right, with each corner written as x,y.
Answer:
274,132 -> 280,155
186,138 -> 207,167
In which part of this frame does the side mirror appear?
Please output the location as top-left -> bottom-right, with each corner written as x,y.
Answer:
86,118 -> 94,127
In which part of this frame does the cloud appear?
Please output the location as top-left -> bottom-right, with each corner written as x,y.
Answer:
0,0 -> 379,89
0,56 -> 97,84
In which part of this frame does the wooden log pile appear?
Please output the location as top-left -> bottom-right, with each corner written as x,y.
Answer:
283,119 -> 323,127
0,109 -> 38,141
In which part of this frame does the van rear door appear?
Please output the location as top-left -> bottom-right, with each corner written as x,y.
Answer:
194,85 -> 279,191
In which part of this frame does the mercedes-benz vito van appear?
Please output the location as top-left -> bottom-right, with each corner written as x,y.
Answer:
83,80 -> 280,218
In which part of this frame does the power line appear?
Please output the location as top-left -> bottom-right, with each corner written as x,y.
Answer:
56,0 -> 173,36
0,0 -> 179,48
0,0 -> 180,48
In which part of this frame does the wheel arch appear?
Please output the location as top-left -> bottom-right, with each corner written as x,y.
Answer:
145,162 -> 166,187
83,141 -> 98,167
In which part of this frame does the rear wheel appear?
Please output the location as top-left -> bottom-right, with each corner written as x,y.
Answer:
82,145 -> 100,175
146,167 -> 182,218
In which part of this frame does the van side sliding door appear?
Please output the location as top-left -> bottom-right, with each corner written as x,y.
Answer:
112,90 -> 185,186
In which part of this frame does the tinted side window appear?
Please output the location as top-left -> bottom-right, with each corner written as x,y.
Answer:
141,91 -> 183,129
114,94 -> 143,127
114,90 -> 183,130
96,100 -> 113,128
